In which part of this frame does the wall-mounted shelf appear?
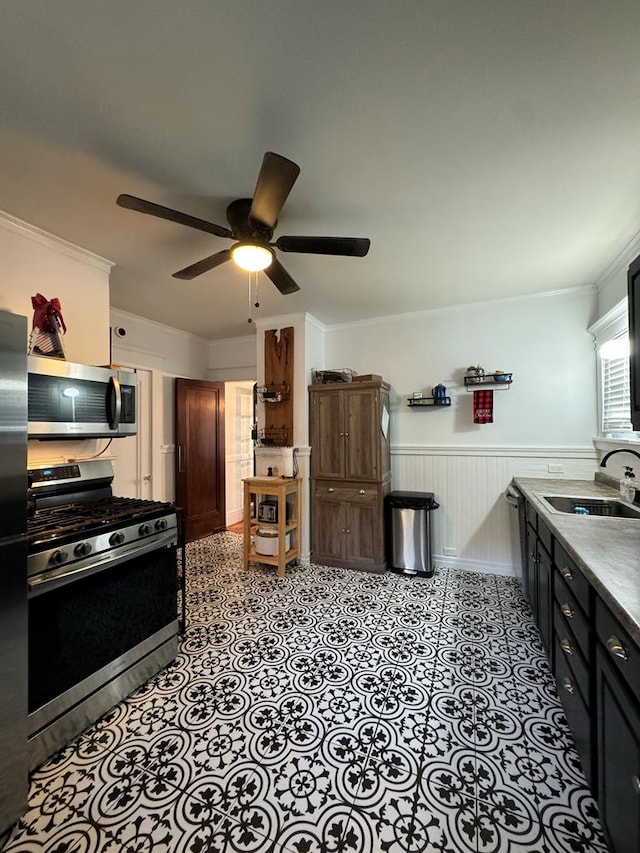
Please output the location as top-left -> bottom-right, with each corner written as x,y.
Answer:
257,383 -> 290,404
257,426 -> 289,446
407,397 -> 451,407
464,372 -> 513,390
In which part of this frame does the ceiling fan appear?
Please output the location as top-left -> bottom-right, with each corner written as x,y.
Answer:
116,152 -> 370,295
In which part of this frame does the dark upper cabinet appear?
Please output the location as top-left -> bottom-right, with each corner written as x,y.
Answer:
628,253 -> 640,430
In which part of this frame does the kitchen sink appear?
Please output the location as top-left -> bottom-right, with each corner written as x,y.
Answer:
542,495 -> 640,519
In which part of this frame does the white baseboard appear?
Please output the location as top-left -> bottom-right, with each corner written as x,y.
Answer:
226,508 -> 244,526
434,554 -> 521,578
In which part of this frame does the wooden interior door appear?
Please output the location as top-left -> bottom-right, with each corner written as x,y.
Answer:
175,379 -> 225,542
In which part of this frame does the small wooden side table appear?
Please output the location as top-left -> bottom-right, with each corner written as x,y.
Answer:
243,476 -> 301,578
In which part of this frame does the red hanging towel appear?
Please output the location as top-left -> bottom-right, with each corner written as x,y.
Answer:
473,389 -> 493,424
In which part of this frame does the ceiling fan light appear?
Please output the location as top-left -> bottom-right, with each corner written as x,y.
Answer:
231,243 -> 273,272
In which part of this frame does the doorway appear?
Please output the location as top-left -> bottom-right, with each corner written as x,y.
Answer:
224,380 -> 256,528
175,379 -> 226,542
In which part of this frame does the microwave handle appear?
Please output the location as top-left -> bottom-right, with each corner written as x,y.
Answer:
108,376 -> 122,429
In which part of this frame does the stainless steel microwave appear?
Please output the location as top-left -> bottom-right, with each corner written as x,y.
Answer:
27,356 -> 137,439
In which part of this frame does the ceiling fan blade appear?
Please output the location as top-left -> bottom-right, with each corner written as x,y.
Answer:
249,152 -> 300,229
275,235 -> 371,257
173,249 -> 232,280
264,257 -> 300,295
117,194 -> 233,239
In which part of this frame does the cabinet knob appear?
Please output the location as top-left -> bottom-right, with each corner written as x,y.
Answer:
359,489 -> 365,495
632,775 -> 640,795
345,528 -> 351,534
561,566 -> 574,582
560,603 -> 574,619
345,432 -> 349,437
606,635 -> 629,660
562,677 -> 575,694
339,432 -> 345,437
560,638 -> 574,656
328,487 -> 335,493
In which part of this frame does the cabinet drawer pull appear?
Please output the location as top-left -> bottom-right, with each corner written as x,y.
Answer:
328,488 -> 335,493
560,638 -> 573,655
606,635 -> 629,660
562,677 -> 575,694
561,566 -> 574,582
560,603 -> 574,619
632,775 -> 640,795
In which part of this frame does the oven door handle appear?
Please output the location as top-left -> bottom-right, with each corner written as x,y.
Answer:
108,375 -> 122,430
28,532 -> 177,598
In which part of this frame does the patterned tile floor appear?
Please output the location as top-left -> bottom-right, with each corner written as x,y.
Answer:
3,533 -> 610,853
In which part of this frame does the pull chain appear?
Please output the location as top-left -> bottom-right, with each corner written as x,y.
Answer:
247,272 -> 260,324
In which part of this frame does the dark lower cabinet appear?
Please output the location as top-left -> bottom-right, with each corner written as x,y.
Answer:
595,645 -> 640,853
517,492 -> 640,853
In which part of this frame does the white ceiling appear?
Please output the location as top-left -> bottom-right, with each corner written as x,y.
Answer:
2,1 -> 640,340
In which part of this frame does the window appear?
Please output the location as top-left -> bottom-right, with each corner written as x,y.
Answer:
600,333 -> 632,434
589,300 -> 637,438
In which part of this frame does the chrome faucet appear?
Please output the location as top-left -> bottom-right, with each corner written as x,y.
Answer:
600,448 -> 640,467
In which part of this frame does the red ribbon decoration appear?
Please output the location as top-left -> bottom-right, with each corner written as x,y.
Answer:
31,293 -> 67,334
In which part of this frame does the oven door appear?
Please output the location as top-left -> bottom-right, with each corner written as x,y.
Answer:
28,542 -> 178,724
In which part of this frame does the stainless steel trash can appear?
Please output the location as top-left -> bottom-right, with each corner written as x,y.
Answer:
385,491 -> 439,577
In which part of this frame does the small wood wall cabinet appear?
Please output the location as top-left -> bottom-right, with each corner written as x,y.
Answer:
243,476 -> 300,578
309,378 -> 391,572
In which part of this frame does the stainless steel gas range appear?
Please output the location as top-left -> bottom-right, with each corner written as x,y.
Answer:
26,459 -> 179,769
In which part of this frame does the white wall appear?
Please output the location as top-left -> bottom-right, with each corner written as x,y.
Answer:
321,288 -> 599,574
325,288 -> 597,447
0,210 -> 114,468
0,210 -> 111,364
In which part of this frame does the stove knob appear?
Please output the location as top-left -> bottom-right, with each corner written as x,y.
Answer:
50,549 -> 68,565
139,523 -> 152,536
74,542 -> 92,558
109,531 -> 126,546
155,518 -> 168,531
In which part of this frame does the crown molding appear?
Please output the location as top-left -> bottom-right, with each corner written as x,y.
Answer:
0,208 -> 113,272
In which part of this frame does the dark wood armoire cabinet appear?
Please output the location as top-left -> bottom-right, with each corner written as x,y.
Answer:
309,379 -> 391,572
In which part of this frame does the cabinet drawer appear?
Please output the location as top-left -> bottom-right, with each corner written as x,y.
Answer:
553,573 -> 589,659
555,633 -> 592,786
554,542 -> 590,613
313,481 -> 380,502
553,611 -> 590,703
596,597 -> 640,700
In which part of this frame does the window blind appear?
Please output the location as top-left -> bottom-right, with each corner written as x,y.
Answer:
601,336 -> 632,433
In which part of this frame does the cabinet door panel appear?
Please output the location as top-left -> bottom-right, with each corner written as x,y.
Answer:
310,390 -> 344,479
346,500 -> 382,567
345,388 -> 379,481
555,635 -> 592,786
537,545 -> 553,654
312,496 -> 346,563
596,646 -> 640,853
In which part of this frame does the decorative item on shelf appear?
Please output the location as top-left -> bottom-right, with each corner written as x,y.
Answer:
432,383 -> 447,402
311,368 -> 356,384
28,293 -> 67,358
464,365 -> 485,384
257,383 -> 290,403
257,426 -> 289,447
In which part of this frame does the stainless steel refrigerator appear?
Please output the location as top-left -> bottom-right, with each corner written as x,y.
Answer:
0,310 -> 28,841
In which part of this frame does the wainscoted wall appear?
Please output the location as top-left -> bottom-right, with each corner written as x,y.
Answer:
391,445 -> 597,575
